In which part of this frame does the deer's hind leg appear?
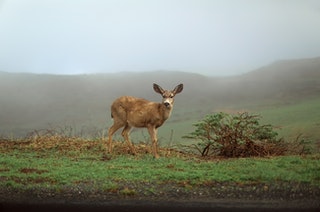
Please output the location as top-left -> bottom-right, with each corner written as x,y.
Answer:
121,124 -> 136,155
107,120 -> 125,154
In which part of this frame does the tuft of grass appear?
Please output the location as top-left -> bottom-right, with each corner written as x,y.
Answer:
120,187 -> 136,196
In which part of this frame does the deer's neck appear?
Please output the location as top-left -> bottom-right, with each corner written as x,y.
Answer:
158,103 -> 173,121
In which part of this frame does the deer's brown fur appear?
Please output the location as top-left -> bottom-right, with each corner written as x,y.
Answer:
107,83 -> 183,158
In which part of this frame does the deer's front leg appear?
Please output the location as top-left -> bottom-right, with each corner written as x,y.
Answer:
147,126 -> 159,158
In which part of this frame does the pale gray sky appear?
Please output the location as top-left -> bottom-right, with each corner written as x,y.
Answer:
0,0 -> 320,76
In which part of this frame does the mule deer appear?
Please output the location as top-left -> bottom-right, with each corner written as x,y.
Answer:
107,83 -> 183,158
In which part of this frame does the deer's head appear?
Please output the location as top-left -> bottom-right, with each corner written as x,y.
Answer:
153,83 -> 183,109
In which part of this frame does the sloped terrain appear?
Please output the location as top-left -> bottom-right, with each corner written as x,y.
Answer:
0,57 -> 319,139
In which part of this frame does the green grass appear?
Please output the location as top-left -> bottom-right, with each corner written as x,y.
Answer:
1,150 -> 319,192
257,98 -> 320,142
154,97 -> 320,149
1,98 -> 320,195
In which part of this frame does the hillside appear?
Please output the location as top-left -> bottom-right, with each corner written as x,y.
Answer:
238,57 -> 320,103
0,57 -> 319,140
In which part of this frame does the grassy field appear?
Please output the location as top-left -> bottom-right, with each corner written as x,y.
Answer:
2,152 -> 320,189
1,96 -> 320,202
1,137 -> 320,197
150,97 -> 320,153
257,98 -> 320,142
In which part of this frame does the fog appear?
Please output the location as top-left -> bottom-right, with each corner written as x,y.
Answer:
0,57 -> 319,138
0,0 -> 320,76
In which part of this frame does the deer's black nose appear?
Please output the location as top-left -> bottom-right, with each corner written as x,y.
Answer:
164,102 -> 170,107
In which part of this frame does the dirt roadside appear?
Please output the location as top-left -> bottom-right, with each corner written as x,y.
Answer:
1,182 -> 319,212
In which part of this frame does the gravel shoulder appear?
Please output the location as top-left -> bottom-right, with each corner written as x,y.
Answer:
1,182 -> 319,212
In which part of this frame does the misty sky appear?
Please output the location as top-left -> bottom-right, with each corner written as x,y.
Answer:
0,0 -> 320,76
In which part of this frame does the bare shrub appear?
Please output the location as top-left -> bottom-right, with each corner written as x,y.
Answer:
184,112 -> 288,157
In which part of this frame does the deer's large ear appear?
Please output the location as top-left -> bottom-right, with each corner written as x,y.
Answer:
153,83 -> 165,94
173,84 -> 183,95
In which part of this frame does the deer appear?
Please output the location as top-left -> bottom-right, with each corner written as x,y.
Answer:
107,83 -> 183,158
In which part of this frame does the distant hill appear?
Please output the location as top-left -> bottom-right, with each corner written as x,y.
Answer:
0,57 -> 319,137
238,57 -> 320,102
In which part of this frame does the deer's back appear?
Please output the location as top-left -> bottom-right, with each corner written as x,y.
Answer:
111,96 -> 151,110
111,96 -> 166,128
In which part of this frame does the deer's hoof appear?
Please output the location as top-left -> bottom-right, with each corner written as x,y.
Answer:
101,153 -> 112,161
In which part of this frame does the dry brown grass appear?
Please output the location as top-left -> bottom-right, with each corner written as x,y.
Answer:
0,129 -> 190,159
1,128 -> 309,159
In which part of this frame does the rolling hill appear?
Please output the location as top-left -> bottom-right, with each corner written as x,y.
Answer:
0,57 -> 319,144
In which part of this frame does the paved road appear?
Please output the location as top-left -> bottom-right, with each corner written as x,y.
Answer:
1,200 -> 319,212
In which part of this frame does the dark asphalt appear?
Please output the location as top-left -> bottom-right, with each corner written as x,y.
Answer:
1,200 -> 319,212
